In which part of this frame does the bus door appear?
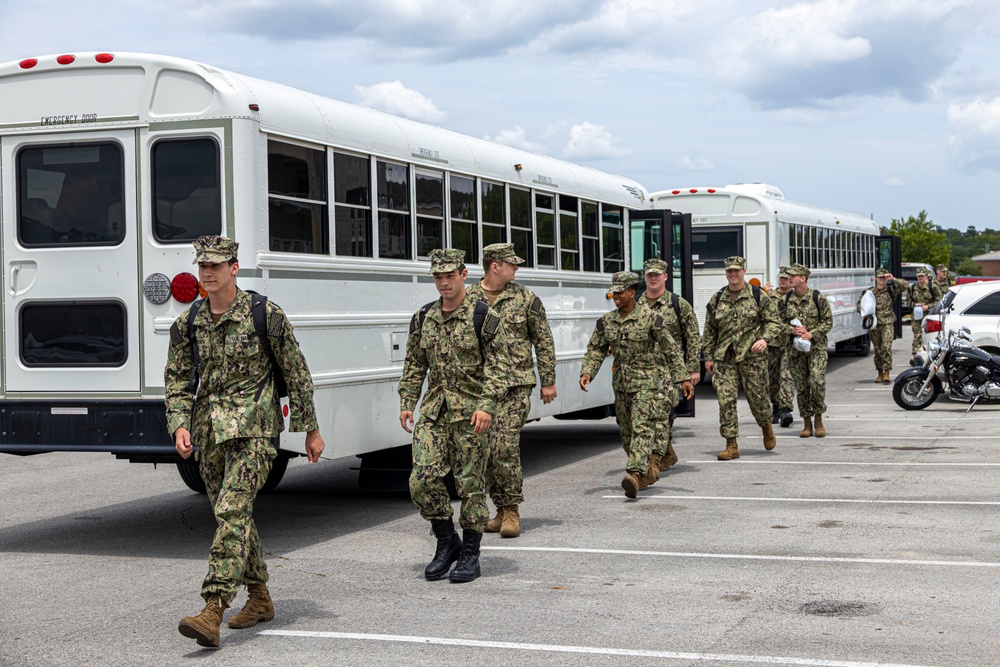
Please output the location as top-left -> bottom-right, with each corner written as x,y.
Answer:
629,209 -> 696,417
1,130 -> 141,393
876,234 -> 903,339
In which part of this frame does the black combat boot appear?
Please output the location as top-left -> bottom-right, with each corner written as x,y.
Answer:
779,408 -> 794,428
771,404 -> 780,424
448,529 -> 483,583
425,519 -> 462,581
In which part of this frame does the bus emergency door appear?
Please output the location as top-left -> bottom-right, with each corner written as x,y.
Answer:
1,130 -> 141,393
629,209 -> 695,417
876,234 -> 903,339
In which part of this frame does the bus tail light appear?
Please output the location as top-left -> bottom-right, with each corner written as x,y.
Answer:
171,273 -> 200,303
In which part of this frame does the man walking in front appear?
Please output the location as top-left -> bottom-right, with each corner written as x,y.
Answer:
784,263 -> 833,438
468,242 -> 556,538
908,267 -> 942,355
399,249 -> 510,583
859,268 -> 908,384
702,256 -> 783,461
580,272 -> 693,498
165,235 -> 325,648
638,258 -> 700,476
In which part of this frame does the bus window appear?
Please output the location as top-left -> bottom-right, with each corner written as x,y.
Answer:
481,180 -> 506,248
582,201 -> 599,272
602,205 -> 624,273
690,225 -> 742,268
18,143 -> 125,247
152,138 -> 221,242
536,193 -> 556,268
377,160 -> 410,259
559,195 -> 579,271
415,169 -> 443,258
268,140 -> 327,254
510,187 -> 533,267
334,152 -> 372,257
20,301 -> 126,367
450,174 -> 478,263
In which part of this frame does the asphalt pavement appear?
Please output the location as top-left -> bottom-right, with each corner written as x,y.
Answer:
2,330 -> 998,667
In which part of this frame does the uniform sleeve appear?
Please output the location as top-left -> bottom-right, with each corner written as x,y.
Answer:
479,313 -> 512,416
760,294 -> 784,342
702,297 -> 718,361
398,312 -> 429,412
269,304 -> 319,433
813,293 -> 833,338
527,296 -> 557,386
929,283 -> 942,308
891,279 -> 909,298
581,318 -> 608,379
680,299 -> 702,373
164,314 -> 196,436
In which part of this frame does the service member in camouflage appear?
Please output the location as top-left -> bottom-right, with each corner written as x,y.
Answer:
935,263 -> 954,294
580,271 -> 693,498
908,267 -> 942,354
784,263 -> 833,438
702,256 -> 784,461
467,242 -> 556,538
639,258 -> 700,476
165,236 -> 325,649
399,248 -> 511,583
767,266 -> 796,428
858,268 -> 908,383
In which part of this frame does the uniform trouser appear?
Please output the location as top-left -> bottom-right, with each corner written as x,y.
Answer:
409,416 -> 488,532
871,324 -> 894,372
767,345 -> 794,411
614,386 -> 663,473
788,348 -> 828,417
911,319 -> 924,353
198,435 -> 275,604
486,386 -> 533,508
652,378 -> 680,457
712,354 -> 771,439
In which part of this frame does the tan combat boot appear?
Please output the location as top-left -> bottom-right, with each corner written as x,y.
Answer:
717,438 -> 739,461
664,443 -> 679,469
800,416 -> 813,438
228,583 -> 275,629
638,463 -> 659,490
875,371 -> 884,383
178,596 -> 227,648
762,424 -> 776,451
485,507 -> 505,533
648,452 -> 663,480
500,505 -> 520,538
814,415 -> 826,438
882,371 -> 891,385
621,472 -> 641,498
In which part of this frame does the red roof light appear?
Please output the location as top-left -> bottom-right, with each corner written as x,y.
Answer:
95,53 -> 114,64
707,189 -> 716,193
671,190 -> 680,195
56,54 -> 76,65
689,189 -> 698,193
19,59 -> 38,69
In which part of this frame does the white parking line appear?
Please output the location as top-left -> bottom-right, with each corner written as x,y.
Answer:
482,545 -> 1000,569
600,494 -> 1000,506
684,460 -> 1000,466
259,629 -> 932,666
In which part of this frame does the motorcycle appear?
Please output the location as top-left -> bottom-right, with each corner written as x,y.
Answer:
893,322 -> 1000,410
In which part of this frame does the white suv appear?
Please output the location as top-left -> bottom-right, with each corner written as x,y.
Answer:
923,282 -> 1000,354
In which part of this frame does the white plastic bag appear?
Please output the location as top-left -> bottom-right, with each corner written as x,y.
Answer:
790,318 -> 812,353
913,304 -> 924,321
859,291 -> 877,330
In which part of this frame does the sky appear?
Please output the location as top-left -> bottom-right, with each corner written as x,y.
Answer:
4,0 -> 1000,231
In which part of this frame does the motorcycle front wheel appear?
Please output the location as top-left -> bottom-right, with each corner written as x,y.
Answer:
892,371 -> 941,410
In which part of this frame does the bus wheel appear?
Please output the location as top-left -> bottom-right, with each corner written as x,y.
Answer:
176,459 -> 207,494
855,334 -> 871,357
259,452 -> 291,494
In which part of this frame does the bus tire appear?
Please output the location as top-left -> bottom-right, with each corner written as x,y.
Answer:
176,459 -> 206,494
260,451 -> 291,494
855,334 -> 871,357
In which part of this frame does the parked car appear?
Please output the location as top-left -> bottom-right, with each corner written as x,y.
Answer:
923,282 -> 1000,354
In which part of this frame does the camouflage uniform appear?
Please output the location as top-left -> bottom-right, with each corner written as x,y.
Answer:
858,271 -> 908,375
581,272 -> 686,476
164,238 -> 318,606
400,275 -> 510,533
935,264 -> 954,296
638,259 -> 700,460
768,268 -> 795,418
784,279 -> 833,419
467,244 -> 556,510
702,260 -> 784,440
908,271 -> 942,354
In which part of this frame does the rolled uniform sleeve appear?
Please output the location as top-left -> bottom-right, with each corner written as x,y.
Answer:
164,313 -> 196,436
269,303 -> 319,433
527,296 -> 557,387
399,311 -> 429,413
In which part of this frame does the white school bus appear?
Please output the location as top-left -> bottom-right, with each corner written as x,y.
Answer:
649,183 -> 882,354
0,52 -> 656,491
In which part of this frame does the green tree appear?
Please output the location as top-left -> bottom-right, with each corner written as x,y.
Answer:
887,210 -> 950,267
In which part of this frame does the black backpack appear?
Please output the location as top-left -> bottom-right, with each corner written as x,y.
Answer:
416,299 -> 491,351
186,291 -> 288,400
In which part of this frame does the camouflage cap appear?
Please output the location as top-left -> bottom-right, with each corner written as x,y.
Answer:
778,265 -> 791,279
483,242 -> 524,265
643,258 -> 668,275
936,264 -> 948,272
876,268 -> 889,277
192,235 -> 238,264
724,256 -> 746,270
610,271 -> 639,293
788,262 -> 811,277
917,267 -> 932,277
428,248 -> 466,274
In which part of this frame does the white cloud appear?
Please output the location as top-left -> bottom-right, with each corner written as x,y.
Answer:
485,126 -> 545,153
885,177 -> 905,187
562,122 -> 632,160
947,97 -> 1000,172
354,81 -> 446,123
680,156 -> 715,172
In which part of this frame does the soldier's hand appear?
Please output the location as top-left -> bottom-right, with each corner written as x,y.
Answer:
174,427 -> 193,459
763,281 -> 774,293
689,371 -> 701,386
540,384 -> 558,404
305,433 -> 325,463
681,380 -> 695,400
704,361 -> 715,375
579,374 -> 591,392
399,410 -> 414,433
471,410 -> 492,434
751,339 -> 768,353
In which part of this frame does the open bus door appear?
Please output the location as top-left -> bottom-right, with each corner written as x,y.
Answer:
629,209 -> 695,417
876,234 -> 903,339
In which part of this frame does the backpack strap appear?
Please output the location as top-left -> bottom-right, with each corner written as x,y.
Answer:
185,298 -> 206,394
418,299 -> 491,350
671,292 -> 686,357
249,293 -> 288,401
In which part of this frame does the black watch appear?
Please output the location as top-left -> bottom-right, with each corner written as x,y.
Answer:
763,337 -> 771,344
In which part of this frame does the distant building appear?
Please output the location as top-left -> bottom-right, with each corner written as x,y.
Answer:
971,250 -> 1000,276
